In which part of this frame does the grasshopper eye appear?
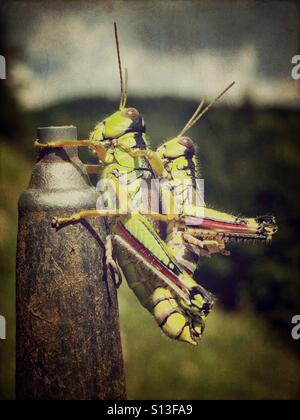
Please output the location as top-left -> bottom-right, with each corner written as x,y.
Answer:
179,137 -> 194,150
123,107 -> 140,120
179,137 -> 195,156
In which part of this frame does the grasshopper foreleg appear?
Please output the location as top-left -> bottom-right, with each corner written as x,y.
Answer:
120,147 -> 166,177
35,140 -> 107,162
105,235 -> 124,288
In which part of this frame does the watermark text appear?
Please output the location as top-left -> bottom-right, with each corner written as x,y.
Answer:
0,315 -> 6,340
96,176 -> 205,220
291,55 -> 300,80
0,55 -> 6,80
291,315 -> 300,340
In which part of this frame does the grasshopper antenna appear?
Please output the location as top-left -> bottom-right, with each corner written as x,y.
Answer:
179,81 -> 235,137
179,97 -> 206,137
122,68 -> 128,109
114,22 -> 127,109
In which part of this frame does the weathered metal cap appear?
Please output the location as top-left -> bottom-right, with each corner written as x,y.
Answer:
37,126 -> 77,143
19,125 -> 99,210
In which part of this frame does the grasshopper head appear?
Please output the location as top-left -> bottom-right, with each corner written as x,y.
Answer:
89,25 -> 146,160
157,136 -> 197,180
90,107 -> 145,144
157,136 -> 195,161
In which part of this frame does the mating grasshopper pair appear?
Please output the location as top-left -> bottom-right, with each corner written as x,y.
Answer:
35,24 -> 277,345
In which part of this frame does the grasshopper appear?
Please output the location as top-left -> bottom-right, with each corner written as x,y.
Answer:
35,23 -> 215,345
156,84 -> 278,274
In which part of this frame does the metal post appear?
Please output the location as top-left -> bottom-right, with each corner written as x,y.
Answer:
16,126 -> 126,400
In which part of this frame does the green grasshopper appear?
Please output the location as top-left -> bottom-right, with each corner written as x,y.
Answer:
35,23 -> 214,345
156,85 -> 278,274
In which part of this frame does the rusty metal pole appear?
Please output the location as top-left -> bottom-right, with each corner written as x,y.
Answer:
16,126 -> 126,400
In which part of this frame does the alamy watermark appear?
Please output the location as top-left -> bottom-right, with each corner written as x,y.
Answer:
291,315 -> 300,340
0,55 -> 6,80
291,55 -> 300,80
0,315 -> 6,340
95,177 -> 205,218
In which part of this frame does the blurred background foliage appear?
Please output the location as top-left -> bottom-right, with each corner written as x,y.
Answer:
1,2 -> 300,400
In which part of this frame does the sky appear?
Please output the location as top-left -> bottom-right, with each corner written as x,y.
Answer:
2,0 -> 300,109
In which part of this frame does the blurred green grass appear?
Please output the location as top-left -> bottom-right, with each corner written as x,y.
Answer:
1,142 -> 299,400
120,285 -> 300,400
0,142 -> 32,400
